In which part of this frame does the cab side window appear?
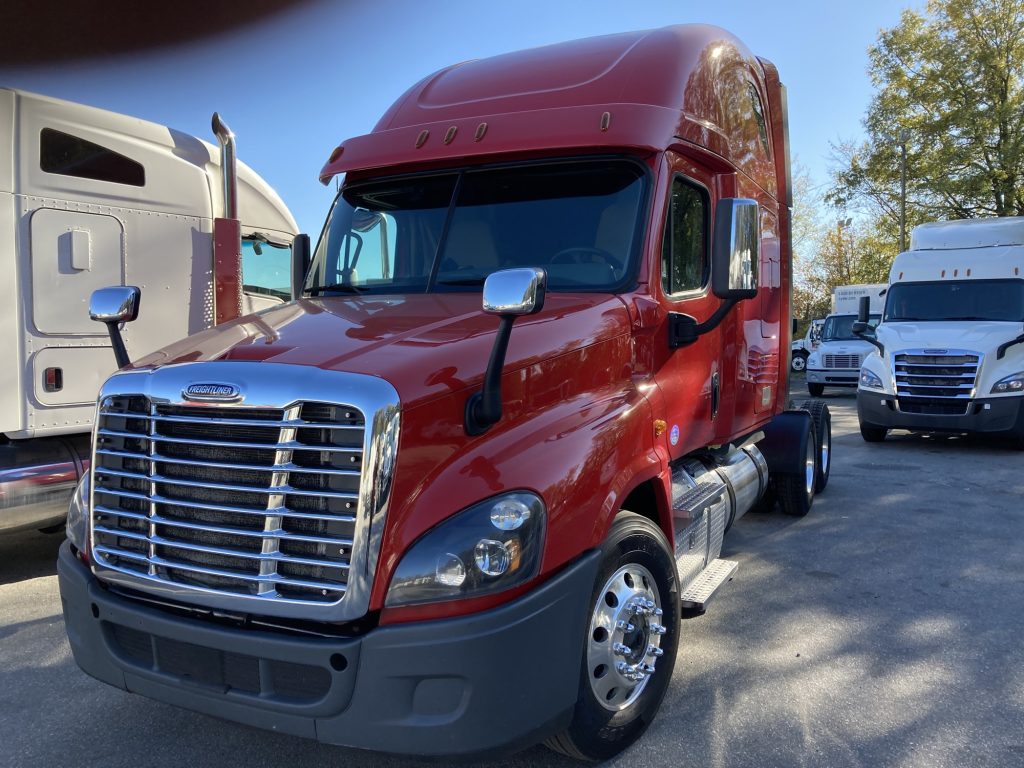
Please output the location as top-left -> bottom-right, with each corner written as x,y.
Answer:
241,237 -> 292,300
40,128 -> 145,186
661,177 -> 708,296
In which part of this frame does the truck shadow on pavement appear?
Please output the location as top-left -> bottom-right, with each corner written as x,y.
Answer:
0,528 -> 63,586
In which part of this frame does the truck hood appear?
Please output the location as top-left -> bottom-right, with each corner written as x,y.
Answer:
876,321 -> 1024,353
131,293 -> 632,409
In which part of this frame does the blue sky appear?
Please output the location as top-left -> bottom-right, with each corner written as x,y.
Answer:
1,0 -> 918,236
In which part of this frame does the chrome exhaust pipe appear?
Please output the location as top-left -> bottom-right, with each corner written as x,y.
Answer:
211,112 -> 238,220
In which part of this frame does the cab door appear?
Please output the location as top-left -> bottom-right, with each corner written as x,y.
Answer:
653,154 -> 723,459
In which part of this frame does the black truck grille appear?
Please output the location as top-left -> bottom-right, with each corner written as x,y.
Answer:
91,396 -> 365,604
894,351 -> 979,402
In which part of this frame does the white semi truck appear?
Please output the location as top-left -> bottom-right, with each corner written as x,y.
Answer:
805,283 -> 886,396
0,88 -> 298,533
856,217 -> 1024,446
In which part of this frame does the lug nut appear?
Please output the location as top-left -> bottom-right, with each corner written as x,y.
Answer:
616,619 -> 635,632
612,642 -> 631,656
653,607 -> 664,617
639,662 -> 656,674
649,623 -> 667,635
647,644 -> 664,658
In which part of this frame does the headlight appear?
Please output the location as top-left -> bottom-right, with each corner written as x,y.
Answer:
385,491 -> 545,607
859,368 -> 884,390
807,354 -> 820,367
66,473 -> 91,555
991,372 -> 1024,394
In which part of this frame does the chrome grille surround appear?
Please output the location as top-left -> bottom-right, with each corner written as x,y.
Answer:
89,362 -> 400,622
893,348 -> 981,416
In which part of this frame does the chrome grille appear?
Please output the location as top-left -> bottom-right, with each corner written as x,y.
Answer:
894,350 -> 980,402
823,354 -> 861,369
91,396 -> 365,604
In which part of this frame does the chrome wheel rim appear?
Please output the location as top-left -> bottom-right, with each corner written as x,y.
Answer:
820,421 -> 830,476
587,563 -> 665,712
805,434 -> 816,496
792,356 -> 806,371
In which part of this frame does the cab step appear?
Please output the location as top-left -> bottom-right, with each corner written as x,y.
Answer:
679,558 -> 738,612
671,479 -> 726,518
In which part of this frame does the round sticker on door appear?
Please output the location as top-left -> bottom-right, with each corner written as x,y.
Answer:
669,425 -> 680,446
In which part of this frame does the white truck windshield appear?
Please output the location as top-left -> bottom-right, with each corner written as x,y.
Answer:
822,314 -> 881,341
305,159 -> 647,295
884,279 -> 1024,322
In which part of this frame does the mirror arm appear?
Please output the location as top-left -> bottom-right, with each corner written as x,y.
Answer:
853,327 -> 885,356
997,329 -> 1024,360
465,315 -> 516,435
103,322 -> 132,369
669,298 -> 740,348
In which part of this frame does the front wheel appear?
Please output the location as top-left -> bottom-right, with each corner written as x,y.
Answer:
860,423 -> 888,442
807,382 -> 825,397
791,352 -> 808,372
545,512 -> 679,762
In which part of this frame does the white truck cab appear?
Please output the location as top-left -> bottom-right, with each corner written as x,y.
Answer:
806,314 -> 880,395
857,217 -> 1024,446
0,88 -> 298,532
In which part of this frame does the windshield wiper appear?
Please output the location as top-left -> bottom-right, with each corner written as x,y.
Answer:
307,283 -> 365,295
942,316 -> 995,321
436,277 -> 486,286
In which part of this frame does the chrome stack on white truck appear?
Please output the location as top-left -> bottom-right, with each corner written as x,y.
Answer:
805,283 -> 886,396
857,217 -> 1024,447
0,88 -> 297,534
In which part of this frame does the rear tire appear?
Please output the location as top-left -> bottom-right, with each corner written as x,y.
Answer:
545,512 -> 679,762
807,383 -> 825,397
776,420 -> 816,517
796,400 -> 831,492
860,423 -> 887,442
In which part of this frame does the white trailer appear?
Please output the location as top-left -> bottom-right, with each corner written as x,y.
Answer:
0,88 -> 298,532
857,217 -> 1024,446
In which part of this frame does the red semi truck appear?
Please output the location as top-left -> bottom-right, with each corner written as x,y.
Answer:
59,25 -> 831,760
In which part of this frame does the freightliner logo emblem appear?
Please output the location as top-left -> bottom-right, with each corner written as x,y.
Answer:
182,383 -> 242,402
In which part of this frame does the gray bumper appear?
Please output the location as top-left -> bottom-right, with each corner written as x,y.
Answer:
806,368 -> 858,387
58,541 -> 600,757
857,391 -> 1024,435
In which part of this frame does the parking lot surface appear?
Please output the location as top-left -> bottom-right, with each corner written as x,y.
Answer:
3,387 -> 1023,768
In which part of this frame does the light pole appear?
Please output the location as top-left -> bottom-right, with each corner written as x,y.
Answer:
899,129 -> 908,253
837,217 -> 853,283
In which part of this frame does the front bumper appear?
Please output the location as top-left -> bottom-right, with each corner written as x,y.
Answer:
59,541 -> 600,757
857,391 -> 1024,435
806,368 -> 858,387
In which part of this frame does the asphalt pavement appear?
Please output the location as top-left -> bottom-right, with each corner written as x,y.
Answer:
2,384 -> 1023,767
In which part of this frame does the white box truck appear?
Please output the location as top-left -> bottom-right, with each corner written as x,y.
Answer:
0,88 -> 298,533
857,218 -> 1024,446
805,284 -> 886,396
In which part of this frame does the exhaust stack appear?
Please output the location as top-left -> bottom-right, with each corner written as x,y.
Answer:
211,112 -> 238,219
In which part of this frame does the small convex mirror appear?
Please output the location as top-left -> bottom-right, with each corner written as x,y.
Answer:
711,199 -> 759,300
482,268 -> 547,316
89,286 -> 141,324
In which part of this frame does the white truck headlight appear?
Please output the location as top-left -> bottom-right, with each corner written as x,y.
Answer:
807,354 -> 820,367
991,372 -> 1024,394
859,369 -> 884,391
66,473 -> 91,555
385,491 -> 545,607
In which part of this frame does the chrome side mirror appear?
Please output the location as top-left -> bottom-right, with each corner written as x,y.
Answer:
482,268 -> 547,316
467,268 -> 548,435
90,286 -> 141,368
711,198 -> 759,300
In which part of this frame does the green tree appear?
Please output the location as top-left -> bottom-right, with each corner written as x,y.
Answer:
830,0 -> 1024,232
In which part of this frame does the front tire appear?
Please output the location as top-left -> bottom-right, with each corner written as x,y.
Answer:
791,352 -> 808,372
860,423 -> 887,442
545,512 -> 679,762
807,382 -> 825,397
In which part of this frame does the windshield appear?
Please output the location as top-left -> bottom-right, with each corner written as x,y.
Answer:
884,279 -> 1024,322
305,159 -> 647,295
822,314 -> 880,341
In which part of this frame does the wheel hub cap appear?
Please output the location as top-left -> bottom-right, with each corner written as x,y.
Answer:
587,564 -> 665,711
